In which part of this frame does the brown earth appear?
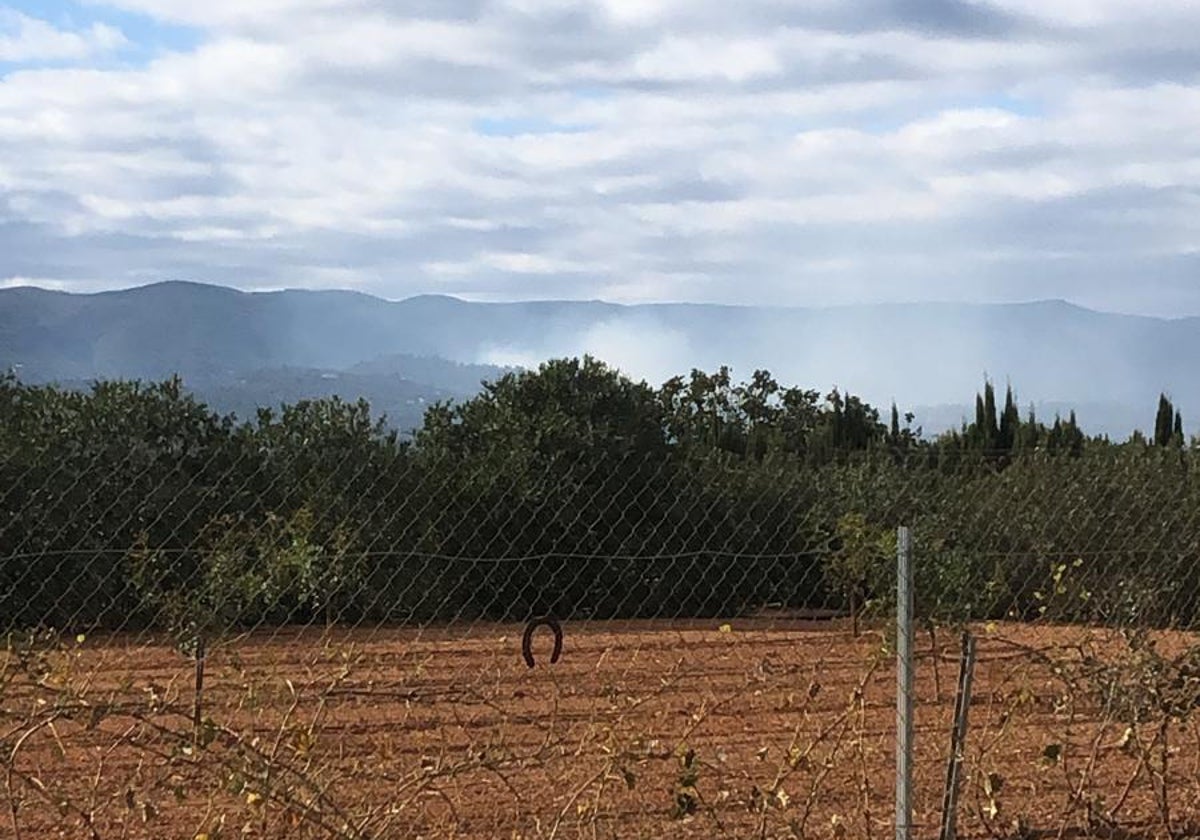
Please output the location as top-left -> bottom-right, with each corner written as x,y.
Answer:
4,619 -> 1199,839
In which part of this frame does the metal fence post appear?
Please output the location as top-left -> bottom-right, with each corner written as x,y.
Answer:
939,630 -> 977,840
897,526 -> 914,840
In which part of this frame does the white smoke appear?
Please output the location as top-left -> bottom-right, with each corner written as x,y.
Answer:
478,315 -> 695,386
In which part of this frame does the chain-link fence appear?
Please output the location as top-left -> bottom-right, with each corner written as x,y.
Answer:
4,388 -> 1200,839
894,451 -> 1200,840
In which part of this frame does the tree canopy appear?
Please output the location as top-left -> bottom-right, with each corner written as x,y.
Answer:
1,363 -> 1194,636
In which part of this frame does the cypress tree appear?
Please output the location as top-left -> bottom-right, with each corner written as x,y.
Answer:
1068,410 -> 1084,457
1020,404 -> 1040,451
999,385 -> 1019,452
1174,410 -> 1184,446
830,388 -> 844,450
983,381 -> 998,451
1155,394 -> 1174,447
1048,415 -> 1063,454
973,394 -> 986,448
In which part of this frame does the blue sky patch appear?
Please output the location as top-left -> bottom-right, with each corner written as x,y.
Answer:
2,0 -> 202,70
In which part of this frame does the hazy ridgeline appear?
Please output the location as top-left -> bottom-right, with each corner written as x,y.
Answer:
4,282 -> 1200,439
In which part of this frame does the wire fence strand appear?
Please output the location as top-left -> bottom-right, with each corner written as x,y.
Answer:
4,382 -> 1200,838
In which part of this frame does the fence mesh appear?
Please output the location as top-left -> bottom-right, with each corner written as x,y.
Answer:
897,452 -> 1200,840
3,381 -> 1200,839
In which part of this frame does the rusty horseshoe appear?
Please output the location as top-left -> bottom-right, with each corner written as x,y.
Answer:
521,617 -> 563,668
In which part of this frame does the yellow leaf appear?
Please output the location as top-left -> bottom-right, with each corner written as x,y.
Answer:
718,623 -> 732,633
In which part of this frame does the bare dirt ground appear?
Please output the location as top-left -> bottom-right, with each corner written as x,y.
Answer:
4,618 -> 1199,839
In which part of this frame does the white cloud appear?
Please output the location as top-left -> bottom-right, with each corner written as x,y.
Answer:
630,35 -> 783,82
0,1 -> 1198,314
0,10 -> 126,63
591,0 -> 682,26
0,276 -> 72,290
427,252 -> 596,275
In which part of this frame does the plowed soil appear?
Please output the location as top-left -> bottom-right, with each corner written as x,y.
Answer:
5,619 -> 1199,839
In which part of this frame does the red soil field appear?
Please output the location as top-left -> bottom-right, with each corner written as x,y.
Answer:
4,619 -> 1199,839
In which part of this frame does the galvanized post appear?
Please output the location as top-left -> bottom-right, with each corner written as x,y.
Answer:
896,526 -> 914,840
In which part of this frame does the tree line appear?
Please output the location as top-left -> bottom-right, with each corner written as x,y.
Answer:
1,360 -> 1197,641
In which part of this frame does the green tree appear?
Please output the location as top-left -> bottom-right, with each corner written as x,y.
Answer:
418,356 -> 666,462
826,512 -> 895,636
0,376 -> 246,629
1017,404 -> 1040,451
1155,393 -> 1176,447
982,380 -> 999,450
998,385 -> 1020,452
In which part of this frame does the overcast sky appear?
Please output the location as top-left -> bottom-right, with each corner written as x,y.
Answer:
1,0 -> 1198,315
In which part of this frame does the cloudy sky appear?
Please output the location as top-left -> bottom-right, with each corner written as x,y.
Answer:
1,1 -> 1198,314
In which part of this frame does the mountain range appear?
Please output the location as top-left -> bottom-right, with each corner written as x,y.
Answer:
2,280 -> 1196,438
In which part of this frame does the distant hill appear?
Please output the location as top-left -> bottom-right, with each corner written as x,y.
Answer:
181,366 -> 463,434
194,356 -> 518,433
46,354 -> 517,435
3,280 -> 1198,438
